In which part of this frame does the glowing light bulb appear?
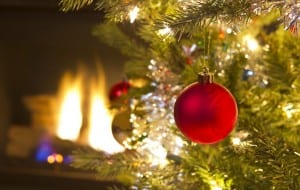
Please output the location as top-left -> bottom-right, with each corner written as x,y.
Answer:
212,187 -> 222,190
260,79 -> 269,87
231,137 -> 241,146
129,6 -> 139,23
47,155 -> 55,164
55,154 -> 64,163
158,26 -> 172,36
210,180 -> 222,190
282,103 -> 294,119
226,28 -> 232,34
243,35 -> 259,51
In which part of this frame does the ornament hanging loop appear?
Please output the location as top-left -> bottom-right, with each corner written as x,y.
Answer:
198,67 -> 214,84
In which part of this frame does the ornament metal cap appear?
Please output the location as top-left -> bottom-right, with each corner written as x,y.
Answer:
198,68 -> 214,84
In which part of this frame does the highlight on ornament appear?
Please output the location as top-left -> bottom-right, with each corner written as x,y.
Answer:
174,68 -> 238,144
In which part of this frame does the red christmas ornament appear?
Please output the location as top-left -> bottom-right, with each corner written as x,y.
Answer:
109,81 -> 130,101
174,70 -> 238,144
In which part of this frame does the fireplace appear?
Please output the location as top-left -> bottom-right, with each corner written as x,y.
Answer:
0,1 -> 127,189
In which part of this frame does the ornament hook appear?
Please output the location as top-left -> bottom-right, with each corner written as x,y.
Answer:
198,67 -> 214,84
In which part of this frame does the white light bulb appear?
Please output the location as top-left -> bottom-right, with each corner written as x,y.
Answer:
129,6 -> 139,23
243,35 -> 259,51
158,26 -> 172,36
232,137 -> 241,146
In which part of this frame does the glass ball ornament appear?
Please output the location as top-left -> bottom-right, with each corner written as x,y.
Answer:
174,70 -> 238,144
109,80 -> 131,101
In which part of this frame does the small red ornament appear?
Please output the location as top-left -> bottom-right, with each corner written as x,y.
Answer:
174,70 -> 238,144
109,81 -> 130,101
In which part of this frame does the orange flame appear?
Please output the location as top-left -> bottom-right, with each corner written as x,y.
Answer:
55,67 -> 124,154
88,68 -> 125,154
56,73 -> 82,141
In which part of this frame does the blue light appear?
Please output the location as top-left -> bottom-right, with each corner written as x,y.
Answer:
63,155 -> 73,164
242,69 -> 254,80
35,137 -> 54,162
246,70 -> 254,76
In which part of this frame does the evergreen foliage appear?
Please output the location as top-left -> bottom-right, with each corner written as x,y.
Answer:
61,0 -> 300,189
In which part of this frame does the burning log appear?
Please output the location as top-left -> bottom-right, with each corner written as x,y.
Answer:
6,67 -> 128,161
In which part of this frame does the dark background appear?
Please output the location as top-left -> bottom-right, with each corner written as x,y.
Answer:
0,1 -> 126,189
0,0 -> 125,125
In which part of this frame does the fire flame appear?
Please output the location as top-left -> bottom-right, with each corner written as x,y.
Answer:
55,68 -> 124,154
88,70 -> 125,154
56,73 -> 83,141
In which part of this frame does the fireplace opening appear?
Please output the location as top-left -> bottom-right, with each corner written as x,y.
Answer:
0,2 -> 127,189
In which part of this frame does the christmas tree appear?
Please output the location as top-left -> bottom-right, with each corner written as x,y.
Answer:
60,1 -> 300,189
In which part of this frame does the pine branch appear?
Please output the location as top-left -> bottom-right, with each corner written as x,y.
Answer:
58,1 -> 300,189
163,0 -> 250,34
162,0 -> 285,35
71,148 -> 139,182
92,23 -> 147,59
240,118 -> 300,189
60,0 -> 93,11
263,29 -> 300,93
71,148 -> 105,170
107,186 -> 128,190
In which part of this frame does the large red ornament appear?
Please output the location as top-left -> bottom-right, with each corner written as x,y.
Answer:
109,81 -> 130,101
174,71 -> 238,144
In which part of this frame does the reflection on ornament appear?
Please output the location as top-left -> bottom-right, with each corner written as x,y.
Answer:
112,110 -> 132,143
